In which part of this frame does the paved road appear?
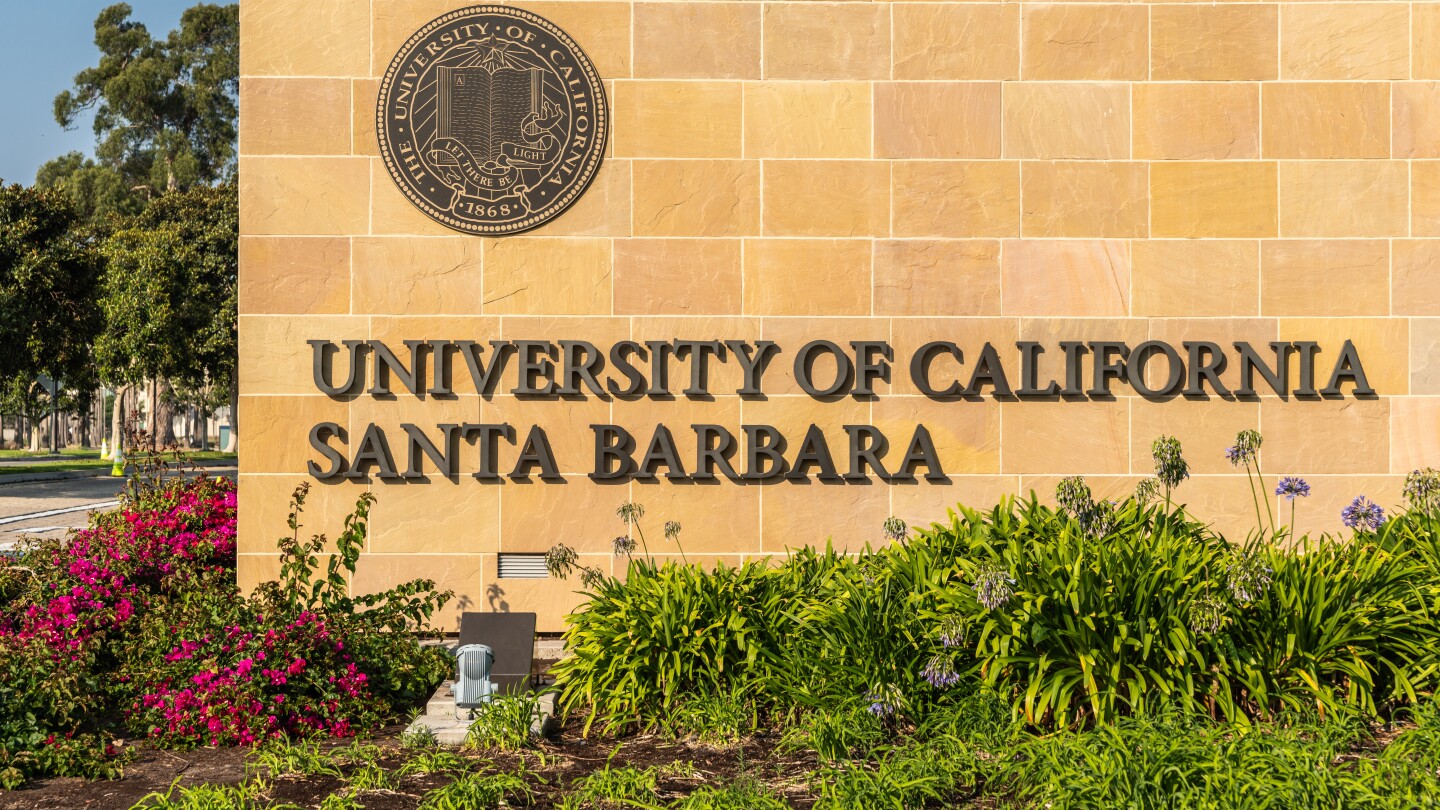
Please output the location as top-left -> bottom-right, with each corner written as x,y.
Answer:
0,468 -> 236,550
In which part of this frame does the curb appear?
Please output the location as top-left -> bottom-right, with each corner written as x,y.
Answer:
0,459 -> 238,487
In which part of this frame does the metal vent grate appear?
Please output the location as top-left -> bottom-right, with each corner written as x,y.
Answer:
497,553 -> 549,579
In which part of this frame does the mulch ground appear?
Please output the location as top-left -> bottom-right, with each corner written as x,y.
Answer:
0,717 -> 822,810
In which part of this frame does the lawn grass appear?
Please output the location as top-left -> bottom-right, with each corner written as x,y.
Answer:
0,446 -> 100,459
0,452 -> 236,476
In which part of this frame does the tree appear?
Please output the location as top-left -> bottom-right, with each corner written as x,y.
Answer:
97,185 -> 237,446
0,184 -> 103,449
37,3 -> 238,218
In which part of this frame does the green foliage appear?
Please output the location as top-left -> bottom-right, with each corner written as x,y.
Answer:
248,739 -> 343,778
555,483 -> 1440,742
991,707 -> 1440,810
779,703 -> 886,763
554,557 -> 813,734
46,2 -> 238,211
0,183 -> 102,389
131,779 -> 285,810
464,693 -> 541,751
96,185 -> 237,394
671,778 -> 791,810
560,763 -> 662,810
811,737 -> 987,810
930,499 -> 1234,725
418,772 -> 531,809
395,749 -> 467,777
665,690 -> 756,745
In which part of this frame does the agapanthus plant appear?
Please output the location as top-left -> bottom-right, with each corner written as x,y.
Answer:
1342,496 -> 1386,532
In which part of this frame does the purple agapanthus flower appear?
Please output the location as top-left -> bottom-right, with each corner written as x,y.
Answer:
921,654 -> 962,689
1275,477 -> 1311,501
864,684 -> 904,717
1342,496 -> 1386,531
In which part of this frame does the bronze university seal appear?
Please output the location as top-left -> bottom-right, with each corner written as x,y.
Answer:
377,6 -> 607,235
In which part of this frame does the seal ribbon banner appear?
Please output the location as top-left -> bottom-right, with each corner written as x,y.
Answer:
376,6 -> 608,235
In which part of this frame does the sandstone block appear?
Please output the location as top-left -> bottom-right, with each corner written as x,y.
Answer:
240,157 -> 369,236
238,314 -> 368,396
239,395 -> 349,474
875,83 -> 1002,159
1022,4 -> 1147,81
1003,82 -> 1128,160
1415,161 -> 1440,236
241,0 -> 369,77
892,161 -> 1020,238
632,160 -> 760,237
762,161 -> 890,237
352,554 -> 483,631
892,4 -> 1020,80
240,78 -> 350,155
1021,161 -> 1147,238
1394,240 -> 1440,316
614,239 -> 742,315
1413,319 -> 1440,393
763,4 -> 889,80
1394,82 -> 1440,159
1278,161 -> 1408,238
1130,399 -> 1261,476
873,240 -> 1002,317
1390,398 -> 1440,474
1001,401 -> 1131,475
744,82 -> 872,159
1281,3 -> 1408,80
1133,83 -> 1260,160
239,237 -> 350,315
742,239 -> 871,316
1418,4 -> 1440,78
481,238 -> 612,315
1150,162 -> 1278,238
351,79 -> 378,157
1260,399 -> 1391,475
759,480 -> 890,553
1131,241 -> 1259,318
1151,5 -> 1278,81
1262,241 -> 1390,317
614,81 -> 742,158
1261,83 -> 1390,159
633,2 -> 761,79
1002,239 -> 1130,317
352,237 -> 482,316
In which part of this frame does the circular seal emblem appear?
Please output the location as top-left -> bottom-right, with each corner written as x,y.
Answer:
377,6 -> 608,235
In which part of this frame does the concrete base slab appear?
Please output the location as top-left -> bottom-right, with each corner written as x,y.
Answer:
405,680 -> 556,747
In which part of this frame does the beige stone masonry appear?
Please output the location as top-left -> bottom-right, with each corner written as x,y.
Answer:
240,0 -> 1440,630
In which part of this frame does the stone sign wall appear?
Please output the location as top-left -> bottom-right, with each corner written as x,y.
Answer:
239,0 -> 1440,628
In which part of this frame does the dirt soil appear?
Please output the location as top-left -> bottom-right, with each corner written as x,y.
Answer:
0,717 -> 822,810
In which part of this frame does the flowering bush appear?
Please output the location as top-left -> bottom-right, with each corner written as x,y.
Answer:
0,476 -> 452,788
556,435 -> 1440,734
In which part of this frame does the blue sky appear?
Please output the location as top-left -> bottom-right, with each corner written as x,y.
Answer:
0,1 -> 198,185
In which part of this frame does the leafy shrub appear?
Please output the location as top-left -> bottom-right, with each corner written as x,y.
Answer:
556,475 -> 1440,738
672,778 -> 791,810
132,778 -> 281,810
0,474 -> 453,786
559,763 -> 661,810
554,557 -> 812,733
465,693 -> 541,751
812,736 -> 987,810
418,772 -> 531,809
